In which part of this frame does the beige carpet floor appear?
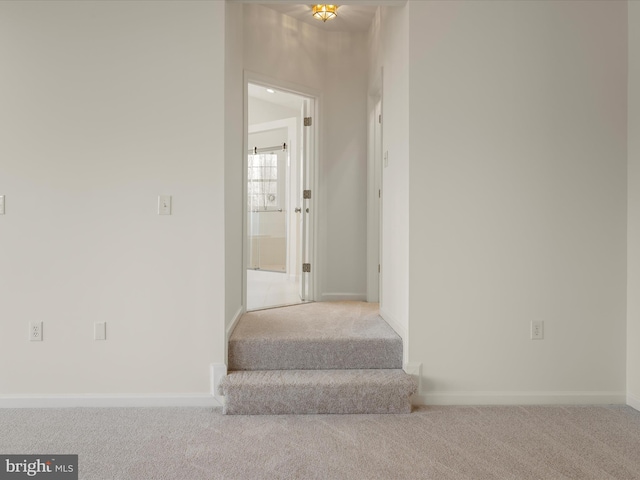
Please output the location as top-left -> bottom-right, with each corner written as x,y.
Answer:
223,301 -> 413,414
1,405 -> 640,479
228,301 -> 402,370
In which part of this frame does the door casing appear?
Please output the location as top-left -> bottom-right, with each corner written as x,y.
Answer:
243,70 -> 320,311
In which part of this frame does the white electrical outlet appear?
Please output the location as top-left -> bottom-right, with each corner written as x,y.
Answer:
531,320 -> 544,340
94,322 -> 106,341
158,195 -> 172,215
29,322 -> 43,342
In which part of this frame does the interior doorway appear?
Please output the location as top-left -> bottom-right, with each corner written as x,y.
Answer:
245,81 -> 315,311
367,89 -> 382,303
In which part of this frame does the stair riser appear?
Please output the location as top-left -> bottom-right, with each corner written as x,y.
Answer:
229,339 -> 402,371
222,388 -> 412,415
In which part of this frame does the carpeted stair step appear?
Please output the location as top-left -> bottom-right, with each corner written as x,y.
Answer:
218,369 -> 417,415
229,302 -> 402,370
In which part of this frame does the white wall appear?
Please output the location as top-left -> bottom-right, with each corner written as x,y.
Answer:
321,31 -> 369,300
225,2 -> 245,344
2,0 -> 630,408
243,4 -> 369,302
628,0 -> 640,411
369,6 -> 411,353
0,0 -> 226,401
249,98 -> 300,126
243,4 -> 325,93
406,0 -> 628,404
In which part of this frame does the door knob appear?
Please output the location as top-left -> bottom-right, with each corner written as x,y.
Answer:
295,208 -> 302,213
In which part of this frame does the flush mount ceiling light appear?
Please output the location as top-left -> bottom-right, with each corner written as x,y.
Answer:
312,4 -> 338,22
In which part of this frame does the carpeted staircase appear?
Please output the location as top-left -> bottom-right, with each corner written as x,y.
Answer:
218,302 -> 417,415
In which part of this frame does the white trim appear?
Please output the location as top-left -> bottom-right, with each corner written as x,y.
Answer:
404,362 -> 422,401
627,393 -> 640,411
242,72 -> 322,130
226,306 -> 244,341
417,391 -> 627,406
225,306 -> 243,365
366,90 -> 382,303
379,307 -> 408,365
320,293 -> 367,302
243,70 -> 320,307
379,307 -> 406,340
211,363 -> 228,406
0,394 -> 221,409
306,94 -> 321,303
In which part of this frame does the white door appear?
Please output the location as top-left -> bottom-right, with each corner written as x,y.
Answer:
245,81 -> 315,310
299,97 -> 314,301
375,98 -> 382,301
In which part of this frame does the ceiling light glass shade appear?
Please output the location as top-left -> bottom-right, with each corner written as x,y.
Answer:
312,5 -> 338,22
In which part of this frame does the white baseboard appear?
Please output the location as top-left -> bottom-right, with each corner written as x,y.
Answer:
211,363 -> 227,405
404,362 -> 422,404
627,393 -> 640,411
320,293 -> 367,302
226,306 -> 244,341
379,307 -> 408,365
378,307 -> 407,340
416,391 -> 627,406
0,394 -> 222,408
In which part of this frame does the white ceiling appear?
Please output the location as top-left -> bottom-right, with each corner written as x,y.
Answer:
246,1 -> 405,106
248,83 -> 305,110
259,4 -> 378,33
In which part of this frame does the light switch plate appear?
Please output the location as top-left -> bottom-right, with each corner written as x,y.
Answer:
0,195 -> 5,215
158,195 -> 172,215
94,322 -> 106,341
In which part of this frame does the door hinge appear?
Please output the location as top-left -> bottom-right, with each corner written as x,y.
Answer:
378,264 -> 381,273
378,189 -> 381,198
303,190 -> 312,199
378,114 -> 382,124
304,117 -> 312,127
303,263 -> 311,273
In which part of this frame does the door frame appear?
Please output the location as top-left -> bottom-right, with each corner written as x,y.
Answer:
367,93 -> 382,302
243,70 -> 320,310
367,69 -> 383,303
